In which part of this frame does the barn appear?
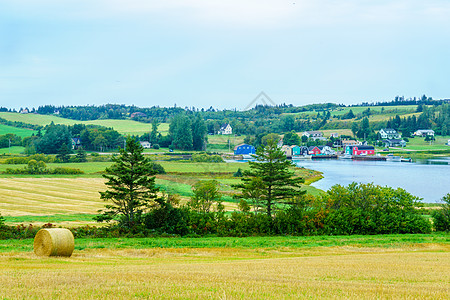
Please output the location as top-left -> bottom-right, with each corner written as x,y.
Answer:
234,144 -> 256,155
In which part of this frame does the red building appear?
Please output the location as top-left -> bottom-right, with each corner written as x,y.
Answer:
346,145 -> 375,156
308,146 -> 322,155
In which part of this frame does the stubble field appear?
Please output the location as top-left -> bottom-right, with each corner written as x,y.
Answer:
0,238 -> 449,299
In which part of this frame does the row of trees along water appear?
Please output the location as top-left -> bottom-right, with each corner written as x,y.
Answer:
90,138 -> 448,237
1,137 -> 449,239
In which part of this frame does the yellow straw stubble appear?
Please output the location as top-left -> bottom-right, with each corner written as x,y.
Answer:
33,228 -> 74,257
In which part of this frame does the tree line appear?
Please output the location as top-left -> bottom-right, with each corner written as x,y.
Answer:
92,138 -> 438,237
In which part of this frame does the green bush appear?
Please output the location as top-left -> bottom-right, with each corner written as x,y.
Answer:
3,160 -> 84,175
432,193 -> 450,232
143,205 -> 189,235
150,162 -> 166,174
191,153 -> 224,163
319,183 -> 431,235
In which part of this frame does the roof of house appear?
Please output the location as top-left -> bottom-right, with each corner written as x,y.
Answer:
131,112 -> 147,118
342,140 -> 358,144
383,139 -> 404,143
308,146 -> 320,151
348,145 -> 374,150
304,131 -> 322,134
234,143 -> 254,151
381,128 -> 397,133
220,123 -> 231,130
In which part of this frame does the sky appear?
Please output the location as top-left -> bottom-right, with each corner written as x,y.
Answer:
1,0 -> 449,111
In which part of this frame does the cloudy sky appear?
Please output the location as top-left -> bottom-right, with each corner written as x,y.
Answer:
1,0 -> 449,110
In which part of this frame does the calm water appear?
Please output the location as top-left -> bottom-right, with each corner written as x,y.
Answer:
294,158 -> 450,203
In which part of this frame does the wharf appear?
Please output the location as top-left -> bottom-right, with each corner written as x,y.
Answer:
311,155 -> 338,160
352,155 -> 386,161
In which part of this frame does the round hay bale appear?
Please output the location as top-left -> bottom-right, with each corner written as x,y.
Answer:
34,228 -> 74,257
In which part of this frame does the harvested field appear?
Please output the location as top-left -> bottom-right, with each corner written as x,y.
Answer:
0,178 -> 105,216
0,243 -> 448,299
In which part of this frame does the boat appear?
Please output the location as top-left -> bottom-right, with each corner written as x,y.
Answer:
386,154 -> 401,162
401,157 -> 412,162
339,154 -> 353,159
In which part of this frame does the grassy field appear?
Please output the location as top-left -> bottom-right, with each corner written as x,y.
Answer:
0,124 -> 37,137
401,136 -> 450,151
0,146 -> 25,155
330,105 -> 418,116
0,234 -> 449,299
0,112 -> 169,136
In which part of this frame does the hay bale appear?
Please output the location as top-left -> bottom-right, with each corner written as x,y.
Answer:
34,228 -> 74,257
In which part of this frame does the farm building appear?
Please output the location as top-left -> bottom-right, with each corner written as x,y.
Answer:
345,145 -> 375,156
414,129 -> 435,137
234,144 -> 256,155
139,141 -> 151,149
130,112 -> 147,119
302,131 -> 323,138
383,139 -> 406,147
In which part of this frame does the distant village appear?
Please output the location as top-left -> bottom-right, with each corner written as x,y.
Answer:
224,124 -> 440,160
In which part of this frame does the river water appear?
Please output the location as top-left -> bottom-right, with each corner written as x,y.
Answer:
294,158 -> 450,203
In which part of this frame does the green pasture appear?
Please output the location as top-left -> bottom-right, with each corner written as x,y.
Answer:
402,136 -> 450,151
0,112 -> 169,136
3,214 -> 96,225
0,146 -> 25,155
1,233 -> 448,253
0,161 -> 112,175
0,124 -> 37,137
0,112 -> 74,126
331,105 -> 417,117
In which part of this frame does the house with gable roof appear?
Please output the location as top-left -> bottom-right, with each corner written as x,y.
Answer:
218,124 -> 232,135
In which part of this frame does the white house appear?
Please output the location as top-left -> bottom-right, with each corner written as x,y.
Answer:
302,131 -> 323,138
218,124 -> 232,135
330,133 -> 339,138
447,139 -> 450,146
140,141 -> 151,149
379,128 -> 401,139
414,129 -> 435,137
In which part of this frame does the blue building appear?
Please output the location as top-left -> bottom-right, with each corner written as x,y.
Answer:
234,144 -> 256,155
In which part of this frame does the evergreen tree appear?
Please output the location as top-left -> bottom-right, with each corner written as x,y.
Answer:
233,139 -> 305,217
36,123 -> 72,154
97,137 -> 161,229
75,147 -> 88,162
56,143 -> 72,162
